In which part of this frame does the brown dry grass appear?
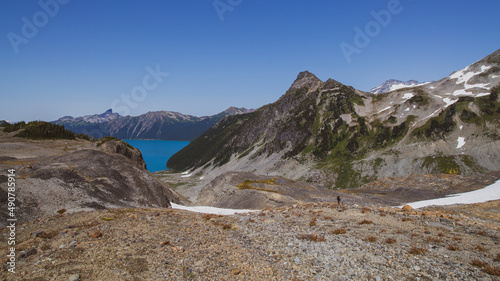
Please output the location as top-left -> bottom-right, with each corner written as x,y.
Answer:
426,237 -> 442,243
495,253 -> 500,262
202,214 -> 223,220
471,259 -> 500,276
358,220 -> 373,225
385,238 -> 396,244
332,228 -> 347,235
297,234 -> 326,242
361,207 -> 371,214
364,236 -> 377,242
475,245 -> 487,252
408,247 -> 428,255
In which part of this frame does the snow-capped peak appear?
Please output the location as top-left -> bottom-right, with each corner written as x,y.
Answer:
369,79 -> 428,94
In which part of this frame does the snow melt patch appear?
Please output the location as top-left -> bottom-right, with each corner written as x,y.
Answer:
377,106 -> 391,114
170,203 -> 258,215
450,64 -> 492,85
181,174 -> 192,178
442,97 -> 458,108
403,179 -> 500,209
481,65 -> 493,72
476,92 -> 491,97
402,93 -> 414,100
423,109 -> 442,121
456,137 -> 466,149
452,89 -> 474,96
181,171 -> 189,175
464,82 -> 489,90
390,84 -> 412,91
390,82 -> 430,92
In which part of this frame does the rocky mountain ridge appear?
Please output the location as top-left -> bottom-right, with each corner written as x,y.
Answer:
53,107 -> 253,141
369,79 -> 428,94
167,49 -> 500,190
55,109 -> 120,124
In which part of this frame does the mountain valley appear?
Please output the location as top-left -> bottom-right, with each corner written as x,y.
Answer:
167,49 -> 500,198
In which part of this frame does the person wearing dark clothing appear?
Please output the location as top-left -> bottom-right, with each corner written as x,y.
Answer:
337,196 -> 341,205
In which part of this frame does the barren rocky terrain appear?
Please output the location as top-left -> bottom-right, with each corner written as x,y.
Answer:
0,130 -> 179,225
1,200 -> 499,280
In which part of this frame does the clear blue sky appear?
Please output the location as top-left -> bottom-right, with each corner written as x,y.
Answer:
1,0 -> 499,122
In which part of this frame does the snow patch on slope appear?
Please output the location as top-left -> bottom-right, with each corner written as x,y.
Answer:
170,203 -> 258,215
402,93 -> 414,100
404,179 -> 500,209
456,137 -> 466,149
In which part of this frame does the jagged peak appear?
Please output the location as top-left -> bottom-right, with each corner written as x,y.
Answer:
290,71 -> 322,90
321,78 -> 343,89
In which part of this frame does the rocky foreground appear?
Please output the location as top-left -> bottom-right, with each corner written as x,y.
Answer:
1,201 -> 499,280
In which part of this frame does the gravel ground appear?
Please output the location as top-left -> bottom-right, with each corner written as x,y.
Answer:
1,202 -> 499,280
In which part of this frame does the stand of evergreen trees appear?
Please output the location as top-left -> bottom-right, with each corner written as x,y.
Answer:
1,121 -> 89,140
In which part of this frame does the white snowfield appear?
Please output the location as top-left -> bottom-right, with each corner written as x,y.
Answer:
447,64 -> 494,97
170,203 -> 258,215
404,179 -> 500,209
402,93 -> 414,100
456,137 -> 466,149
390,82 -> 429,92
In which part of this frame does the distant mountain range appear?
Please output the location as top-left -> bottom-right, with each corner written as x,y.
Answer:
167,49 -> 500,189
53,107 -> 253,141
369,79 -> 429,94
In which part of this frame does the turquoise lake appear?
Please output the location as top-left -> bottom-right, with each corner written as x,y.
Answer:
123,140 -> 189,173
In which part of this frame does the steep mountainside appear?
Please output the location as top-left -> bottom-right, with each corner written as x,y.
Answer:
54,107 -> 252,141
167,49 -> 500,189
369,79 -> 428,94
